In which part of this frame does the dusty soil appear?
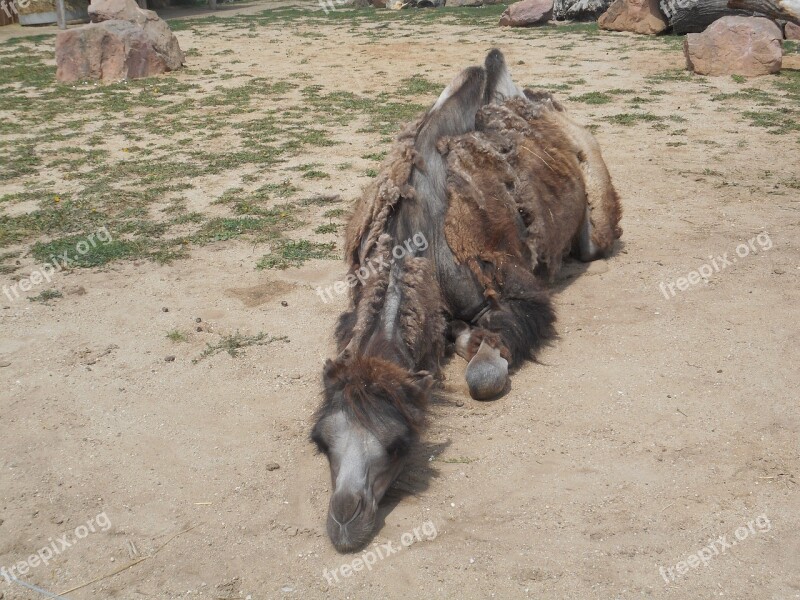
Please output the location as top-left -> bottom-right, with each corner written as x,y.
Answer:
1,2 -> 799,599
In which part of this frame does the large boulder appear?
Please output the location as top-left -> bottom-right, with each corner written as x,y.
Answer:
56,0 -> 183,82
684,16 -> 782,76
598,0 -> 667,34
499,0 -> 553,26
56,21 -> 168,82
89,0 -> 184,70
786,21 -> 800,40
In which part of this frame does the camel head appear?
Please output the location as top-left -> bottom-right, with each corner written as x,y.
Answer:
311,355 -> 430,552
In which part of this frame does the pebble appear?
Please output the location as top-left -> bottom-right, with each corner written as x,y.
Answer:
281,300 -> 288,307
0,361 -> 10,368
196,326 -> 203,332
165,355 -> 176,362
162,307 -> 169,312
265,462 -> 280,471
195,317 -> 202,323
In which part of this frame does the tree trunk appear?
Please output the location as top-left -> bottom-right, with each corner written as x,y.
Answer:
727,0 -> 800,23
659,0 -> 750,33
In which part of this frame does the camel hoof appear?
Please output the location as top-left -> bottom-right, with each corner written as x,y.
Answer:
465,340 -> 508,400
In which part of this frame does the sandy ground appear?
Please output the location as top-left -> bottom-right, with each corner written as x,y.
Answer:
1,2 -> 799,599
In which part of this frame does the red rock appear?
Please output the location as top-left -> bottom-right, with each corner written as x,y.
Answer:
499,0 -> 553,26
684,16 -> 782,76
786,21 -> 800,40
598,0 -> 667,35
89,0 -> 183,71
56,21 -> 168,82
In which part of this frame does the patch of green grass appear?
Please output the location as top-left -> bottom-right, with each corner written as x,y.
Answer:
569,91 -> 612,105
314,223 -> 339,234
605,112 -> 664,126
323,208 -> 347,219
741,109 -> 800,134
256,239 -> 337,270
257,181 -> 299,198
28,289 -> 62,303
732,74 -> 747,84
362,151 -> 388,161
302,169 -> 329,179
397,74 -> 442,96
773,70 -> 800,104
646,69 -> 696,84
166,329 -> 189,343
29,235 -> 149,268
194,216 -> 284,243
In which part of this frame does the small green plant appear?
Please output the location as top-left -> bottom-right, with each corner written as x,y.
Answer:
195,331 -> 287,362
28,289 -> 62,303
166,329 -> 189,343
732,74 -> 746,84
314,223 -> 339,234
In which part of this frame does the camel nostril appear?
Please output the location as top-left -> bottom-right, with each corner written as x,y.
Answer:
329,490 -> 364,526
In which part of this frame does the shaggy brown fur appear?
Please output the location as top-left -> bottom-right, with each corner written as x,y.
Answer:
313,49 -> 622,552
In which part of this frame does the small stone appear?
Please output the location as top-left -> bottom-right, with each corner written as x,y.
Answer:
165,355 -> 176,362
0,361 -> 10,368
162,307 -> 169,312
281,301 -> 288,307
265,462 -> 280,471
196,326 -> 203,332
195,317 -> 202,323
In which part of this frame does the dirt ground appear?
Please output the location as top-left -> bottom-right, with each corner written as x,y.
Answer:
1,2 -> 799,599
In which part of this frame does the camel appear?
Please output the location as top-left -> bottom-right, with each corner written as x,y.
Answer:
311,49 -> 622,552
